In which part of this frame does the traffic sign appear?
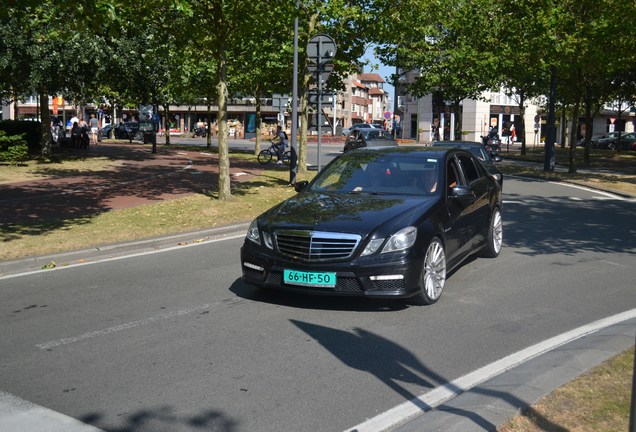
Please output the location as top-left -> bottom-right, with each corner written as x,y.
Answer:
307,34 -> 337,64
384,111 -> 391,120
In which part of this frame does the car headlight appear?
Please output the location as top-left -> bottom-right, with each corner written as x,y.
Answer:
361,238 -> 385,256
246,219 -> 260,245
382,226 -> 417,253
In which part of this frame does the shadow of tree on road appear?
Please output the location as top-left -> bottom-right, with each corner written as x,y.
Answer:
80,406 -> 238,432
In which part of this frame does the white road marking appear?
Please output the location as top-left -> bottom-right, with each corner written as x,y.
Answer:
36,304 -> 212,350
0,232 -> 245,281
344,308 -> 636,432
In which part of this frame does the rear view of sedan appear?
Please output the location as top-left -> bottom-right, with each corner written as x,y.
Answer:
240,147 -> 503,305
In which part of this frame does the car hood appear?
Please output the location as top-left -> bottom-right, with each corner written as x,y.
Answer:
259,191 -> 436,236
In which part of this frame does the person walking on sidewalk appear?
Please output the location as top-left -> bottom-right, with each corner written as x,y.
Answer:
88,113 -> 99,145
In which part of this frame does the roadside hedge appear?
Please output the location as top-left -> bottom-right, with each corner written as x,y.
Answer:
0,130 -> 29,164
0,120 -> 41,154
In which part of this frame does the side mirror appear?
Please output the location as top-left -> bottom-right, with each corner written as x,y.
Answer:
450,186 -> 476,206
295,180 -> 309,192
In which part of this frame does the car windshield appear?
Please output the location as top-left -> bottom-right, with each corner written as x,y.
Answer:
466,147 -> 490,161
310,152 -> 440,195
360,130 -> 393,140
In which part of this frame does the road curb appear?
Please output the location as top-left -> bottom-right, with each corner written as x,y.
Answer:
0,223 -> 249,279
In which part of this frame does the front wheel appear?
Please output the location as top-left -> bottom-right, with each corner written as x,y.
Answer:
257,149 -> 273,165
411,237 -> 446,305
479,207 -> 502,258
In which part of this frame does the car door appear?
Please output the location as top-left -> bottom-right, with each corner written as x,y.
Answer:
455,153 -> 492,247
443,155 -> 472,265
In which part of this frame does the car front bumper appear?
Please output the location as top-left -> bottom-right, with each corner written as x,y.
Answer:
240,241 -> 423,299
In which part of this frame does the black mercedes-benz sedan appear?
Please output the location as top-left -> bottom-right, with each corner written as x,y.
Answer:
240,146 -> 503,305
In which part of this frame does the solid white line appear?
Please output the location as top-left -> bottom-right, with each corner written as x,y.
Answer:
345,308 -> 636,432
547,180 -> 624,199
0,233 -> 245,281
36,304 -> 212,350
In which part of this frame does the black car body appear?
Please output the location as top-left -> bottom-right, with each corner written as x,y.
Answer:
432,141 -> 503,188
343,129 -> 398,152
241,147 -> 503,305
597,132 -> 636,150
113,122 -> 140,140
99,123 -> 113,139
341,123 -> 382,136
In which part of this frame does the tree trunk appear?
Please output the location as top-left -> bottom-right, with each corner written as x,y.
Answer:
560,107 -> 567,149
452,99 -> 462,140
568,98 -> 580,174
206,100 -> 212,150
163,104 -> 171,146
39,89 -> 52,159
297,11 -> 318,175
255,88 -> 262,155
216,52 -> 231,200
518,93 -> 526,156
583,87 -> 592,167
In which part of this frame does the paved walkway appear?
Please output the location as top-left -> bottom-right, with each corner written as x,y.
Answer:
0,142 -> 265,226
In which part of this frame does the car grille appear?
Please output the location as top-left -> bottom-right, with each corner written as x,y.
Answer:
275,230 -> 361,262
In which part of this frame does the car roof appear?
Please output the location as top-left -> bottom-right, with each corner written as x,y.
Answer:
432,140 -> 483,148
348,145 -> 465,159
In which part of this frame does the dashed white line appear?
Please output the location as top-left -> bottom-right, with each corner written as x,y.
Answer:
36,303 -> 212,350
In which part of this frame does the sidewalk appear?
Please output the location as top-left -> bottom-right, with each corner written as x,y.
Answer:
0,141 -> 264,226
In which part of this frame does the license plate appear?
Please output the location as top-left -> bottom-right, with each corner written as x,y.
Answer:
283,269 -> 336,288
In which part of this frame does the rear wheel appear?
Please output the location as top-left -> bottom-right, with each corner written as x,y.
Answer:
411,237 -> 446,305
282,150 -> 291,165
480,207 -> 502,258
257,149 -> 273,165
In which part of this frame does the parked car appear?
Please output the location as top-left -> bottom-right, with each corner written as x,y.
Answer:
577,132 -> 620,149
113,122 -> 140,140
597,132 -> 636,150
240,146 -> 503,305
99,123 -> 113,139
343,129 -> 397,152
432,140 -> 503,188
341,122 -> 382,136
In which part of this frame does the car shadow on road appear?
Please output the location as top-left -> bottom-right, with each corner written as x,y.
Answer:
290,319 -> 569,431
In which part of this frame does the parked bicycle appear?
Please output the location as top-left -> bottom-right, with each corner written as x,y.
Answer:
258,139 -> 291,165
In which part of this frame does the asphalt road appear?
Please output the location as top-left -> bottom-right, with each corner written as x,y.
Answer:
1,177 -> 635,432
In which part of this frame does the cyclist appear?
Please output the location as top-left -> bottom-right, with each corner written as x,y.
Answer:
272,125 -> 288,165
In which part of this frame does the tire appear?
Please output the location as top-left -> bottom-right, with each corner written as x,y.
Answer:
282,150 -> 291,165
480,207 -> 502,258
257,149 -> 273,165
411,237 -> 446,305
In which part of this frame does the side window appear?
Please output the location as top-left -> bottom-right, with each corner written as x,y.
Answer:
446,159 -> 460,193
457,154 -> 481,183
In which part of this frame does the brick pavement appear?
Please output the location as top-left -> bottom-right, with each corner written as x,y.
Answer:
0,142 -> 265,226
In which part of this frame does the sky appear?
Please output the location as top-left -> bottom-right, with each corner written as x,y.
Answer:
362,46 -> 395,110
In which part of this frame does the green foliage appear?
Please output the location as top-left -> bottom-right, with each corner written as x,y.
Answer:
0,131 -> 29,164
0,120 -> 41,154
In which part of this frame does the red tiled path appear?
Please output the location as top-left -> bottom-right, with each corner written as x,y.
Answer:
0,142 -> 265,226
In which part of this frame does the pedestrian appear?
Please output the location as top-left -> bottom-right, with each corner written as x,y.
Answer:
69,114 -> 79,134
78,117 -> 89,149
70,121 -> 81,148
88,113 -> 99,145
